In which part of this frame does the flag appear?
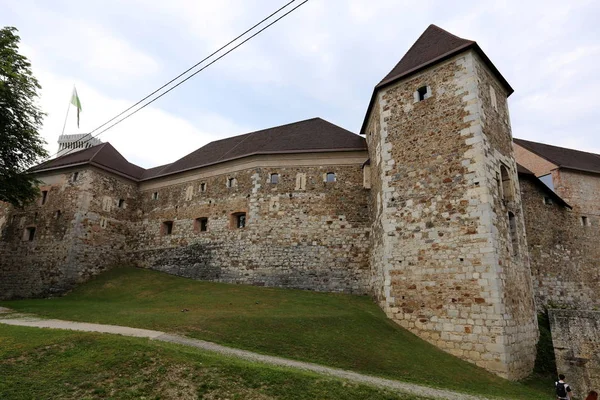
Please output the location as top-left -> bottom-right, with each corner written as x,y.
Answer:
70,87 -> 82,128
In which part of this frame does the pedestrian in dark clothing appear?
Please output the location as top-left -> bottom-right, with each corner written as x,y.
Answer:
555,374 -> 572,400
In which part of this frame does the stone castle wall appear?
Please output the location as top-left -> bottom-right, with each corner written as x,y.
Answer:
552,169 -> 600,217
131,154 -> 371,294
0,167 -> 137,299
550,309 -> 600,396
520,177 -> 600,310
365,50 -> 536,379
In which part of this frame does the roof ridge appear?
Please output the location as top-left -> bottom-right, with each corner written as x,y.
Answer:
515,138 -> 600,158
88,142 -> 109,163
429,24 -> 475,44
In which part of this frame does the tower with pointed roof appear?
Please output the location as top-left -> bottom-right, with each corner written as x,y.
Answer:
362,25 -> 537,379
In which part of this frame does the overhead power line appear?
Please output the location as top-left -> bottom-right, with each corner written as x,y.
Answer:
49,0 -> 308,160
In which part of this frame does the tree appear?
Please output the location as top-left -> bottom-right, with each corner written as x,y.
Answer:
0,26 -> 48,207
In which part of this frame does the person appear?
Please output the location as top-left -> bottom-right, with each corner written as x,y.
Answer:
585,391 -> 598,400
555,374 -> 572,400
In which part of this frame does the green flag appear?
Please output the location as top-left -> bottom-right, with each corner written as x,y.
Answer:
70,87 -> 82,128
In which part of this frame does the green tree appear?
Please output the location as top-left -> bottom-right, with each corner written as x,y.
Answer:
0,26 -> 47,207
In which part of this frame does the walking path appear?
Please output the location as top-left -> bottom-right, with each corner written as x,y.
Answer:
0,307 -> 492,400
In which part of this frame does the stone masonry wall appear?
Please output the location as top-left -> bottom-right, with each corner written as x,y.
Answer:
365,50 -> 537,379
0,167 -> 137,299
131,159 -> 371,294
520,177 -> 600,310
552,169 -> 600,217
550,309 -> 600,396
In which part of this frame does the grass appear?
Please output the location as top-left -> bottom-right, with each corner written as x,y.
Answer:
2,266 -> 550,399
0,324 -> 419,400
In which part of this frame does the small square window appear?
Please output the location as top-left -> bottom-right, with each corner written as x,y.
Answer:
118,199 -> 125,208
195,217 -> 208,232
71,172 -> 79,182
24,227 -> 36,241
417,86 -> 429,101
325,172 -> 336,183
232,212 -> 246,229
41,190 -> 48,205
152,192 -> 159,200
162,221 -> 174,235
581,216 -> 589,226
270,173 -> 279,184
200,182 -> 207,192
227,177 -> 237,188
543,196 -> 553,205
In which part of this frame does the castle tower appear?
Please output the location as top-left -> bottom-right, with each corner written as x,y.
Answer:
362,25 -> 538,379
57,133 -> 102,157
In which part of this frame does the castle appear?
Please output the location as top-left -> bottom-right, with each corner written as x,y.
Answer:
1,25 -> 598,387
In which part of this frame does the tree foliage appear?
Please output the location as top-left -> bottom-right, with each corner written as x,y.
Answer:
0,26 -> 47,207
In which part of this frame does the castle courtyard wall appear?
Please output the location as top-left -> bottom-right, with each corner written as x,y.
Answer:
520,177 -> 600,310
131,153 -> 372,294
0,167 -> 138,299
365,50 -> 537,379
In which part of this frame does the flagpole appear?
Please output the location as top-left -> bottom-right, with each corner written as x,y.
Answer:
61,87 -> 73,135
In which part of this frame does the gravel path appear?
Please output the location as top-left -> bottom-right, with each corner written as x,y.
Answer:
0,308 -> 494,400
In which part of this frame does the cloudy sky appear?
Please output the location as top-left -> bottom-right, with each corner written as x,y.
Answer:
1,0 -> 599,168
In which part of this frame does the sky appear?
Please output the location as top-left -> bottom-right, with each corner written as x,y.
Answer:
1,0 -> 599,168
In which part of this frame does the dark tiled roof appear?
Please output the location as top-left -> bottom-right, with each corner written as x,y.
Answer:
150,117 -> 366,179
517,162 -> 571,209
30,143 -> 145,180
514,138 -> 600,175
30,118 -> 366,181
360,24 -> 513,135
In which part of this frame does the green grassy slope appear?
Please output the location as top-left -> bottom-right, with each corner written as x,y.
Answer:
0,324 -> 417,400
2,267 -> 549,399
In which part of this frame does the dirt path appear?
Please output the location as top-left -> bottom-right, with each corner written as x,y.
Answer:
0,307 -> 493,400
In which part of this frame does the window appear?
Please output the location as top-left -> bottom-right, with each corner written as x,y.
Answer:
55,210 -> 61,219
200,182 -> 206,192
162,221 -> 174,235
295,173 -> 306,190
118,199 -> 125,208
581,216 -> 589,226
185,185 -> 194,201
500,165 -> 513,202
543,196 -> 553,205
415,86 -> 430,102
102,196 -> 112,212
232,212 -> 246,229
41,190 -> 48,205
270,173 -> 279,184
71,172 -> 79,182
490,85 -> 498,110
100,218 -> 108,229
508,212 -> 519,256
24,227 -> 36,241
152,192 -> 159,200
195,217 -> 208,232
325,172 -> 336,183
227,177 -> 237,188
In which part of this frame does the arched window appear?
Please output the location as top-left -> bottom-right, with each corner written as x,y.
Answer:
500,165 -> 513,202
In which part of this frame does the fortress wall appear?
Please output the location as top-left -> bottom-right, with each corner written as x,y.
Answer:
131,156 -> 372,294
520,177 -> 600,310
366,51 -> 536,379
0,167 -> 137,299
550,309 -> 600,396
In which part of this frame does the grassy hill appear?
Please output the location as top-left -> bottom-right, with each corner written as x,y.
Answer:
1,267 -> 552,399
0,324 -> 417,399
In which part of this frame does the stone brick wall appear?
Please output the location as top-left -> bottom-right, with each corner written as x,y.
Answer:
520,176 -> 600,310
552,169 -> 600,217
131,155 -> 371,294
550,309 -> 600,397
365,50 -> 537,379
0,167 -> 137,299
